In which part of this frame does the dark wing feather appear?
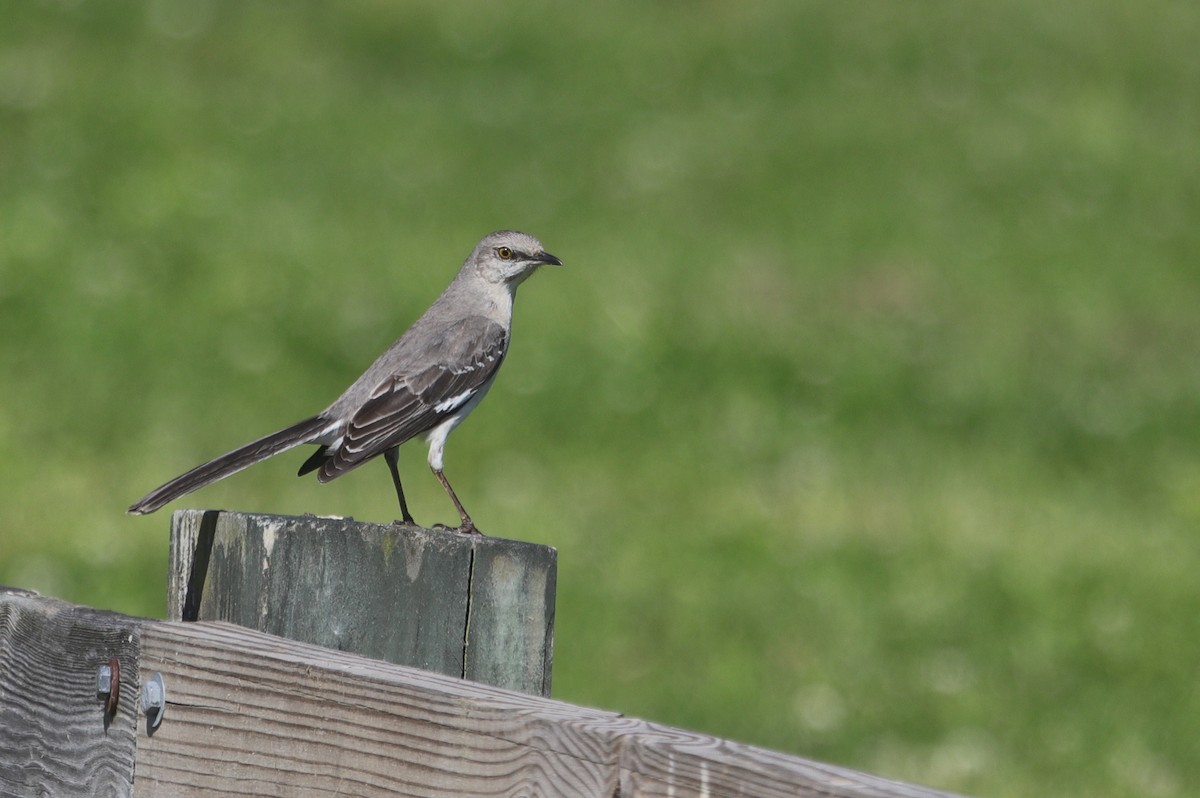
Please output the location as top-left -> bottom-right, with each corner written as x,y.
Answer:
317,320 -> 508,482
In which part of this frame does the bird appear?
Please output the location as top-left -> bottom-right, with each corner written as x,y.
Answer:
128,230 -> 563,534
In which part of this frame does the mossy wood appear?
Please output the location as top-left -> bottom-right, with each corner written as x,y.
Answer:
166,509 -> 555,696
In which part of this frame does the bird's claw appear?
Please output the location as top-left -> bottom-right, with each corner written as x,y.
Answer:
426,520 -> 483,535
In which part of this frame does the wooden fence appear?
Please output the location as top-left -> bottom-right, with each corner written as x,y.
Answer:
0,512 -> 964,798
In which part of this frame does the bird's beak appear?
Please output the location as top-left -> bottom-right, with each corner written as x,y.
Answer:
536,251 -> 563,266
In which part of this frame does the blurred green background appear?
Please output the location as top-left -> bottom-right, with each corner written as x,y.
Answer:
2,2 -> 1198,795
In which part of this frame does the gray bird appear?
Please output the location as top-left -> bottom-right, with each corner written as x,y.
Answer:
128,230 -> 563,533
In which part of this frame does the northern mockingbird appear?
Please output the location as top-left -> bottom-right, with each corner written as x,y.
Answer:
128,230 -> 563,533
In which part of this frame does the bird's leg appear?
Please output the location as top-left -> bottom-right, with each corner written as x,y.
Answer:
384,448 -> 416,526
432,468 -> 482,535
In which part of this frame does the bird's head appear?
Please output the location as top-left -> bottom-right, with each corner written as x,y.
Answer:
471,230 -> 563,288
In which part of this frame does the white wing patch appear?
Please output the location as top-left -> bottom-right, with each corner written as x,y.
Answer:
434,389 -> 477,414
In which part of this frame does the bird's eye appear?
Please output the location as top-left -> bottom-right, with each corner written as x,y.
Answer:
496,246 -> 514,260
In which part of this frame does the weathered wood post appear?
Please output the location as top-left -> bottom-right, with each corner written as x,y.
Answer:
166,509 -> 555,696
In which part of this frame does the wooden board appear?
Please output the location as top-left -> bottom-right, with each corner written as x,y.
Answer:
134,620 -> 616,796
0,589 -> 142,798
1,589 -> 966,798
130,619 -> 965,798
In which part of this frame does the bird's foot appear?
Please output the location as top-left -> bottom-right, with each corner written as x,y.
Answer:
457,519 -> 484,536
392,514 -> 418,527
427,520 -> 484,535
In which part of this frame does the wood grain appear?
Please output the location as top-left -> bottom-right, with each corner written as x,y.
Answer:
167,509 -> 556,695
134,619 -> 616,797
604,717 -> 961,798
0,588 -> 142,798
133,620 -> 965,798
2,590 -> 965,798
464,534 -> 557,694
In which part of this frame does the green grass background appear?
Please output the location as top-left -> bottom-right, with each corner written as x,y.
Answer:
2,2 -> 1198,795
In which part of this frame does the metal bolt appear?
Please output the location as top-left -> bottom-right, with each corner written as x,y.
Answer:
141,672 -> 166,730
96,664 -> 112,693
96,657 -> 120,716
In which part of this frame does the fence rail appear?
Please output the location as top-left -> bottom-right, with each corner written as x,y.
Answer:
0,586 -> 961,797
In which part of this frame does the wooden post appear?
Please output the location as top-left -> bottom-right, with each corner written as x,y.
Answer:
166,509 -> 555,696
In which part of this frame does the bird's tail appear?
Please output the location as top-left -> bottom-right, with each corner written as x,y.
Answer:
127,415 -> 334,515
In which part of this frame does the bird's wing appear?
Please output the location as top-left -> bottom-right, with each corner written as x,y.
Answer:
317,318 -> 509,481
